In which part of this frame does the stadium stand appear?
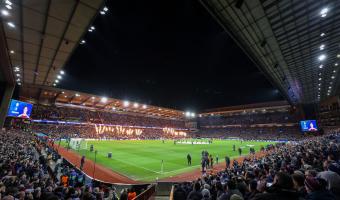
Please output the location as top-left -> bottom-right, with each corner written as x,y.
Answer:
24,104 -> 187,140
198,110 -> 298,126
0,129 -> 152,200
29,123 -> 182,140
319,97 -> 340,128
171,129 -> 340,200
194,102 -> 303,141
0,0 -> 340,199
24,101 -> 307,141
31,104 -> 186,128
195,127 -> 303,141
1,126 -> 339,200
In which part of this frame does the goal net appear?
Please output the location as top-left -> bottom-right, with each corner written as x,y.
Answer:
69,138 -> 87,150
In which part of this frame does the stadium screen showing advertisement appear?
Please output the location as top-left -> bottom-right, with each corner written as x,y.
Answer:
7,99 -> 33,119
300,120 -> 318,132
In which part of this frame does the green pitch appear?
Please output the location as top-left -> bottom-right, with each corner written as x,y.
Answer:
64,140 -> 273,181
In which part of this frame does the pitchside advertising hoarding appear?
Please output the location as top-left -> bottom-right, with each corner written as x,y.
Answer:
300,120 -> 318,132
7,99 -> 33,119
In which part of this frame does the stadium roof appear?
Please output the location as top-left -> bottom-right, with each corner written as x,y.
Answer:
19,84 -> 293,119
19,84 -> 186,119
200,0 -> 340,105
0,21 -> 13,84
1,0 -> 104,86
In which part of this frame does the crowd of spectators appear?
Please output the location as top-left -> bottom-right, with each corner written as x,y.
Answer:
30,124 -> 96,139
31,105 -> 185,129
2,102 -> 340,200
196,127 -> 304,141
194,109 -> 304,141
0,129 -> 147,200
28,122 -> 304,142
29,124 -> 305,141
28,105 -> 306,142
318,107 -> 340,127
198,111 -> 298,126
173,129 -> 340,200
30,123 -> 186,140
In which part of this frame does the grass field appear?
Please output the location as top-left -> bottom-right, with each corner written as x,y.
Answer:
63,139 -> 273,181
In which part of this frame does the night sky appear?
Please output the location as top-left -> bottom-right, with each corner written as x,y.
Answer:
61,0 -> 283,111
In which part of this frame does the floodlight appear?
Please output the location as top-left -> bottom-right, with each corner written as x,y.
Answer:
101,97 -> 108,103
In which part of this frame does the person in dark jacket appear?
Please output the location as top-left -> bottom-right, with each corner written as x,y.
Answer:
252,172 -> 300,200
80,155 -> 85,170
292,172 -> 307,198
238,148 -> 242,156
187,154 -> 192,166
304,177 -> 336,200
225,156 -> 230,169
187,182 -> 202,200
244,180 -> 259,200
173,184 -> 186,200
218,180 -> 243,200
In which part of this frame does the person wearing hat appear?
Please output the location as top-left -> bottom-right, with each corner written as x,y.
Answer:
304,177 -> 336,200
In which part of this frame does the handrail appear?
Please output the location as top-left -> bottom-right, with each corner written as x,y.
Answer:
132,184 -> 157,200
169,185 -> 174,200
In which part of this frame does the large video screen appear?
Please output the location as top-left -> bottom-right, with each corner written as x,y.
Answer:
300,120 -> 318,132
7,99 -> 33,119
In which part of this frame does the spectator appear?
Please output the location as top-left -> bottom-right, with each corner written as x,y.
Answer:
292,172 -> 307,198
244,180 -> 258,200
304,177 -> 336,200
252,172 -> 299,200
0,129 -> 143,200
173,184 -> 187,200
187,181 -> 202,200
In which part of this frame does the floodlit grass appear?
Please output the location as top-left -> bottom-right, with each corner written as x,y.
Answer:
62,140 -> 273,181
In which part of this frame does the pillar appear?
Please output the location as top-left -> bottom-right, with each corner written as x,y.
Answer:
0,84 -> 15,128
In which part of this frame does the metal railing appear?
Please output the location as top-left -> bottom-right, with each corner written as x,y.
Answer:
133,184 -> 157,200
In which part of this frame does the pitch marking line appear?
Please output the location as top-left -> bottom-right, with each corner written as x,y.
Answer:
102,154 -> 161,174
135,164 -> 202,181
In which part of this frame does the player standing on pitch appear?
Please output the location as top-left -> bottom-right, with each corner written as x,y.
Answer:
187,153 -> 192,166
225,155 -> 230,168
238,147 -> 242,156
80,155 -> 85,170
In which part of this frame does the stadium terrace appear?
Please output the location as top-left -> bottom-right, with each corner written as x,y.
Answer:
0,0 -> 340,200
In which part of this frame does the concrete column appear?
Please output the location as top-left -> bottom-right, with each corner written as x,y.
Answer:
0,84 -> 15,128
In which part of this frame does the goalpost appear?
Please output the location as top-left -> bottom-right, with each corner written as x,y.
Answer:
69,138 -> 88,150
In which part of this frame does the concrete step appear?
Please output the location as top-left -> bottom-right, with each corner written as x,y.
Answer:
154,196 -> 170,200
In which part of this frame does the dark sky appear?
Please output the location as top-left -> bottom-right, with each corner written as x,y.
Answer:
61,0 -> 283,111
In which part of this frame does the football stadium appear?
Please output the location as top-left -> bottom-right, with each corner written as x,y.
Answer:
0,0 -> 340,200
